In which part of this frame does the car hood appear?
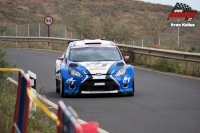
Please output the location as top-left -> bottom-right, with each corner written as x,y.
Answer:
78,61 -> 116,74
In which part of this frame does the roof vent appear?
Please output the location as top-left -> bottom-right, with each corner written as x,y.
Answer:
69,63 -> 78,67
85,42 -> 102,44
116,62 -> 124,66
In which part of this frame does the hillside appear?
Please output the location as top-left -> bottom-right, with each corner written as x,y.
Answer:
0,0 -> 200,51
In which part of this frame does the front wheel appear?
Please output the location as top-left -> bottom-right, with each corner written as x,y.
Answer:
131,79 -> 135,96
125,79 -> 134,96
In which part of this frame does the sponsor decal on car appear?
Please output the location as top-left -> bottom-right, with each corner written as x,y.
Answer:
123,77 -> 130,83
90,65 -> 107,70
66,78 -> 76,84
95,73 -> 103,76
79,61 -> 115,74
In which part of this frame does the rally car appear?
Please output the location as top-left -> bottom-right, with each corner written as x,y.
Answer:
55,39 -> 135,97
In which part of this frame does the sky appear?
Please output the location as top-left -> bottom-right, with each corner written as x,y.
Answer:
141,0 -> 200,11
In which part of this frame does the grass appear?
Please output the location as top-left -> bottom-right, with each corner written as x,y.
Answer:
0,81 -> 16,133
132,54 -> 200,77
0,45 -> 57,133
0,80 -> 57,133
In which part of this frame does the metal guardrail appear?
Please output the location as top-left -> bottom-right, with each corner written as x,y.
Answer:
1,36 -> 200,63
118,44 -> 200,63
0,36 -> 78,44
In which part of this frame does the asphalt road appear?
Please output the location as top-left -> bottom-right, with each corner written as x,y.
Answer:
4,48 -> 200,133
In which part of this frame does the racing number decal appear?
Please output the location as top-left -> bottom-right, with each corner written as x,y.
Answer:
66,78 -> 76,84
123,77 -> 130,83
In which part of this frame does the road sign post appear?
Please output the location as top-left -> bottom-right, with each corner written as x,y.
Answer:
44,16 -> 53,46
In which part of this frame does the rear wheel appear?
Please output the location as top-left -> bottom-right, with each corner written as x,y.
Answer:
55,69 -> 60,93
60,79 -> 65,97
56,79 -> 60,93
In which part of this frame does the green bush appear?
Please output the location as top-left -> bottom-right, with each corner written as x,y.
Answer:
0,26 -> 15,132
153,58 -> 173,72
0,27 -> 56,132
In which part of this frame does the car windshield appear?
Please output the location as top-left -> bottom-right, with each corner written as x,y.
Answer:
69,47 -> 121,62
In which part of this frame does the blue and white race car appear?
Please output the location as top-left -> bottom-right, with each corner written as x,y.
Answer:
55,39 -> 135,97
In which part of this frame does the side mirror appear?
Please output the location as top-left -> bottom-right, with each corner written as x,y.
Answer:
57,57 -> 63,60
124,56 -> 130,61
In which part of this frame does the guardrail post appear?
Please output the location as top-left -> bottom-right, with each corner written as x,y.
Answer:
16,24 -> 17,37
59,25 -> 61,38
65,28 -> 66,38
150,56 -> 155,67
28,24 -> 29,37
186,61 -> 190,75
39,23 -> 40,37
134,53 -> 138,61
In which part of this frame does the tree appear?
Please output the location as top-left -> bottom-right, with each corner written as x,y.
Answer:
112,21 -> 134,42
66,9 -> 94,39
100,14 -> 116,40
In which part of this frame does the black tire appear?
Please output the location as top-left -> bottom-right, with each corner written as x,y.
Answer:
131,79 -> 135,96
129,93 -> 134,96
56,79 -> 60,93
60,79 -> 65,98
125,79 -> 134,96
55,69 -> 60,93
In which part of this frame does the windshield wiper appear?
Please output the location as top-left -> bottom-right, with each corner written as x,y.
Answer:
92,60 -> 115,61
70,60 -> 79,62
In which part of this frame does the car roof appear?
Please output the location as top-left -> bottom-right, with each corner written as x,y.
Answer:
69,39 -> 116,46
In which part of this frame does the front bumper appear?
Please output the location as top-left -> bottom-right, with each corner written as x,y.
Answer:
63,75 -> 134,95
78,79 -> 119,94
81,90 -> 118,94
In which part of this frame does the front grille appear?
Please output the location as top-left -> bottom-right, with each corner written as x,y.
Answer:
79,79 -> 119,91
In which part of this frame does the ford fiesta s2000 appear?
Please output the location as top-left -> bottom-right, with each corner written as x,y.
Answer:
55,39 -> 135,97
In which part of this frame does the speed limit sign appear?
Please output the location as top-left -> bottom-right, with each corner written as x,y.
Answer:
44,16 -> 53,26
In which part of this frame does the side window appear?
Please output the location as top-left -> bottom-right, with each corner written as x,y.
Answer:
63,53 -> 66,64
64,46 -> 70,64
65,45 -> 70,59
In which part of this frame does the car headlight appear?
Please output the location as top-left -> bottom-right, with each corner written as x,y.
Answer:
69,68 -> 83,77
115,67 -> 126,76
